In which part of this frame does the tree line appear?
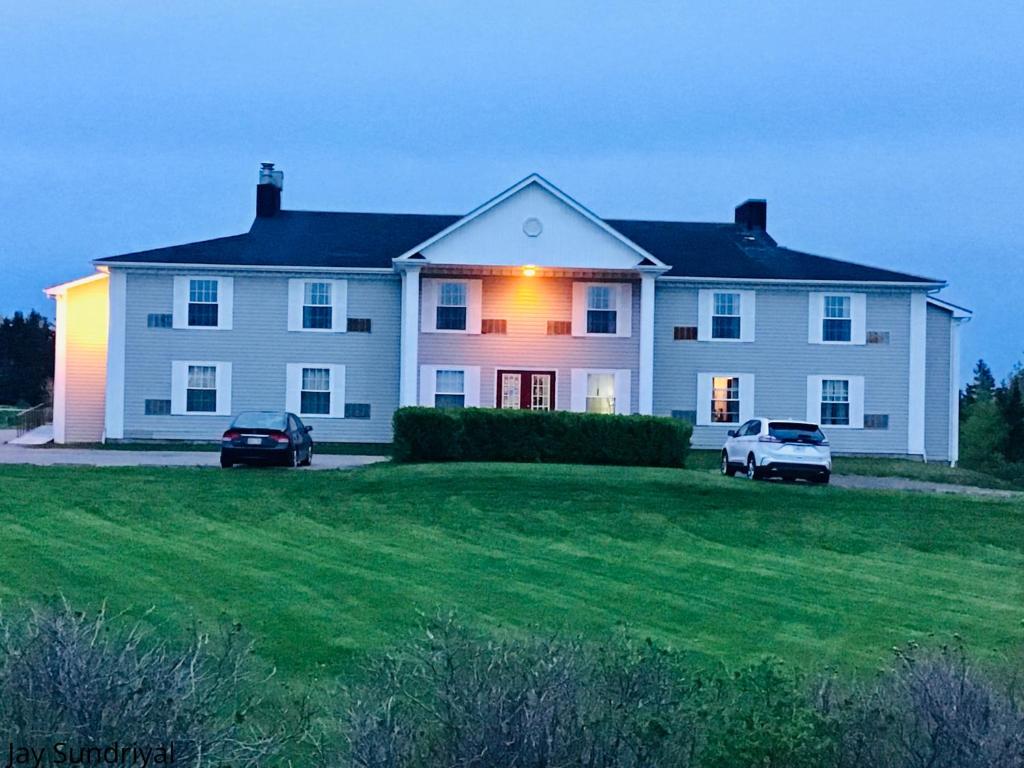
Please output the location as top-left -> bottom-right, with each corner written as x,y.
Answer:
959,358 -> 1024,477
0,310 -> 54,407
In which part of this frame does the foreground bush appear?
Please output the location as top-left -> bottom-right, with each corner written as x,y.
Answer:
0,600 -> 304,767
392,407 -> 692,467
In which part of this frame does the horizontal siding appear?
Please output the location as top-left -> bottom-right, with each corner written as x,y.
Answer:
64,278 -> 108,442
924,305 -> 952,461
121,270 -> 400,442
653,283 -> 915,454
418,275 -> 640,411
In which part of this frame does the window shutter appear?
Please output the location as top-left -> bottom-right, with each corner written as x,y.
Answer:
419,365 -> 436,406
849,375 -> 865,428
332,280 -> 348,333
570,369 -> 587,411
285,363 -> 302,413
696,373 -> 711,426
172,277 -> 189,329
738,374 -> 755,423
170,361 -> 188,414
465,280 -> 483,334
331,364 -> 346,417
215,362 -> 232,415
217,278 -> 233,330
697,290 -> 713,341
615,284 -> 632,337
806,376 -> 822,424
464,366 -> 481,407
420,280 -> 439,333
739,290 -> 756,342
850,293 -> 867,345
287,280 -> 304,331
613,369 -> 631,414
807,293 -> 824,344
571,283 -> 588,337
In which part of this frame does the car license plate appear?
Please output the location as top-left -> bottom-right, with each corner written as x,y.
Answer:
247,437 -> 262,445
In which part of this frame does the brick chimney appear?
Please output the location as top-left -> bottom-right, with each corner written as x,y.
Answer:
734,199 -> 766,231
256,162 -> 283,217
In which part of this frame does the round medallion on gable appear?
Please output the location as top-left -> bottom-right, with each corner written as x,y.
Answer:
522,217 -> 543,237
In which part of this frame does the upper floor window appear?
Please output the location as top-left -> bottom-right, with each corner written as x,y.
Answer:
173,276 -> 233,330
436,282 -> 468,331
571,282 -> 631,337
712,292 -> 741,339
822,296 -> 851,342
586,286 -> 617,334
303,282 -> 333,329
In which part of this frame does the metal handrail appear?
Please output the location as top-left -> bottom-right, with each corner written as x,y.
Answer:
15,403 -> 53,436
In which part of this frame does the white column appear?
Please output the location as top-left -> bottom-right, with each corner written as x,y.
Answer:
907,291 -> 927,458
399,265 -> 421,407
638,271 -> 657,415
104,270 -> 127,441
51,294 -> 68,444
948,317 -> 962,466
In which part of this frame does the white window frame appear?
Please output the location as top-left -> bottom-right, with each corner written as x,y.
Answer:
806,375 -> 865,429
287,279 -> 348,333
418,365 -> 481,407
697,289 -> 755,342
420,279 -> 483,334
172,276 -> 233,330
286,363 -> 345,418
696,373 -> 755,426
170,360 -> 232,415
571,282 -> 632,338
569,369 -> 631,414
807,292 -> 866,345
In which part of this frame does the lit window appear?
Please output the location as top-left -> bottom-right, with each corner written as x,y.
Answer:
712,292 -> 741,339
711,376 -> 740,423
823,296 -> 852,342
186,365 -> 217,412
300,367 -> 331,415
188,280 -> 218,327
586,286 -> 617,334
586,373 -> 615,413
302,282 -> 333,330
436,283 -> 468,330
435,369 -> 466,408
820,379 -> 850,425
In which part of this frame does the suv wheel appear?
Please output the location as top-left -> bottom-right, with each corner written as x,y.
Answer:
721,451 -> 737,477
746,455 -> 760,481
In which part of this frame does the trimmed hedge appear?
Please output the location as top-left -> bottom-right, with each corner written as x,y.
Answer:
392,407 -> 692,467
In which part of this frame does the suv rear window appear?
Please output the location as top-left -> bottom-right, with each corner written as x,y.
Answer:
768,422 -> 826,444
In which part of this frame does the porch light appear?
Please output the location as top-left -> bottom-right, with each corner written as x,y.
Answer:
522,265 -> 537,277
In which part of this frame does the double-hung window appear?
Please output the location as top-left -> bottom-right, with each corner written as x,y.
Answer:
188,280 -> 219,327
586,286 -> 617,334
186,365 -> 218,413
435,369 -> 466,408
823,295 -> 852,342
436,283 -> 468,331
300,367 -> 332,415
820,379 -> 850,425
303,282 -> 333,329
585,372 -> 615,413
711,376 -> 740,423
711,292 -> 741,339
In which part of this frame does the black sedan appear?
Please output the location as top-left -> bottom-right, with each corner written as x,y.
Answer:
220,411 -> 313,468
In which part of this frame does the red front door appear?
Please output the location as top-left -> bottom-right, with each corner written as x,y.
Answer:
496,370 -> 556,410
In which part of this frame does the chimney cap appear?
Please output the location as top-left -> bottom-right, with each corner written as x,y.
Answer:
258,162 -> 284,190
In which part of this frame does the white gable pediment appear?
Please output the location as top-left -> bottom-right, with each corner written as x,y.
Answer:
398,175 -> 662,271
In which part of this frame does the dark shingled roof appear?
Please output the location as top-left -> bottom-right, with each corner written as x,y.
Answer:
98,209 -> 941,284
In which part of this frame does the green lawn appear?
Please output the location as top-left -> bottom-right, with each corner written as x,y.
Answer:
0,462 -> 1020,685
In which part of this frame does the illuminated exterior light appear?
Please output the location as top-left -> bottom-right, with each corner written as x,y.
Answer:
522,265 -> 537,277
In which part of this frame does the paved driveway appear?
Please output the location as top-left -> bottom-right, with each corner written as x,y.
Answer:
0,443 -> 387,470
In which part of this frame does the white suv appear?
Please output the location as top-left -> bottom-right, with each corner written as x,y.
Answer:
721,418 -> 832,484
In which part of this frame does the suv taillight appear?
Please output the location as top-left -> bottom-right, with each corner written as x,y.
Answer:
758,435 -> 781,443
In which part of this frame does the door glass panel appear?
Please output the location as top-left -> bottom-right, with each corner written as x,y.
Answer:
501,374 -> 521,409
531,375 -> 551,410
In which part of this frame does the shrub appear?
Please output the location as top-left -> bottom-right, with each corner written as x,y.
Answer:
392,407 -> 692,467
0,599 -> 305,767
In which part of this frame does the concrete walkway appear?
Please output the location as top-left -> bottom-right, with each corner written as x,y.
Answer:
0,443 -> 387,470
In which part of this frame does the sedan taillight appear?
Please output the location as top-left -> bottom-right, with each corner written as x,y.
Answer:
223,430 -> 241,442
269,431 -> 290,444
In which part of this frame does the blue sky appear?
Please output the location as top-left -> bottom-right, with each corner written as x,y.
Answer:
1,1 -> 1021,381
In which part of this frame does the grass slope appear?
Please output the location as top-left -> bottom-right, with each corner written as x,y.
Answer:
0,462 -> 1020,683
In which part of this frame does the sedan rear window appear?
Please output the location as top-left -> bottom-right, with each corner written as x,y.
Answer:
231,411 -> 288,430
768,422 -> 826,444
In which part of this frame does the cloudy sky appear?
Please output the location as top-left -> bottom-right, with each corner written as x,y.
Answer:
1,1 -> 1021,380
